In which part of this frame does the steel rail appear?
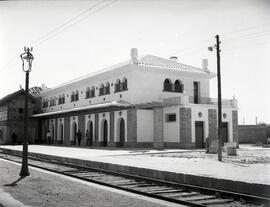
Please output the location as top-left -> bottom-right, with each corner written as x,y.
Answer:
0,152 -> 269,207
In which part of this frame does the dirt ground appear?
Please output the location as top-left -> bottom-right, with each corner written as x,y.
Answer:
0,160 -> 180,207
148,145 -> 270,166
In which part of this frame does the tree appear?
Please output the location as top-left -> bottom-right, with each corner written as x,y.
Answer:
29,86 -> 42,95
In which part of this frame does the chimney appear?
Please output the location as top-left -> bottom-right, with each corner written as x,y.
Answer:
131,48 -> 138,64
41,83 -> 46,91
202,59 -> 210,73
170,56 -> 178,62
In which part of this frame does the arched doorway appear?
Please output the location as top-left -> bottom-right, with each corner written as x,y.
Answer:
72,122 -> 77,145
89,121 -> 93,145
119,118 -> 125,147
103,120 -> 108,146
51,124 -> 55,144
44,125 -> 47,143
87,120 -> 94,146
59,123 -> 64,144
163,79 -> 172,91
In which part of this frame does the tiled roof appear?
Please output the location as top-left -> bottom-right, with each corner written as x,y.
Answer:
137,55 -> 208,74
0,89 -> 39,106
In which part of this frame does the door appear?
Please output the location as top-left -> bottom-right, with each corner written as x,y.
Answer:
59,124 -> 63,144
51,124 -> 55,143
89,121 -> 93,145
221,122 -> 228,145
103,120 -> 108,146
193,82 -> 199,104
119,119 -> 125,147
72,122 -> 77,144
195,121 -> 204,148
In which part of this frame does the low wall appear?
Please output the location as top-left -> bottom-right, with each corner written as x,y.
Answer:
238,125 -> 270,144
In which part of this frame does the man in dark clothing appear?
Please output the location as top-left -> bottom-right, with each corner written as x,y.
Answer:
85,129 -> 90,146
77,130 -> 82,146
11,133 -> 17,145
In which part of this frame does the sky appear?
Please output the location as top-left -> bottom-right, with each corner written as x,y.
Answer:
0,0 -> 269,124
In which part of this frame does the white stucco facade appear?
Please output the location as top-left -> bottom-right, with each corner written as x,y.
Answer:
137,109 -> 153,142
34,49 -> 238,148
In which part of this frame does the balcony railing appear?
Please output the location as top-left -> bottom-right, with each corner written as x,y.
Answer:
188,96 -> 237,107
164,95 -> 237,107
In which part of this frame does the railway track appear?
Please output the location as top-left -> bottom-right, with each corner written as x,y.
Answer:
0,152 -> 269,207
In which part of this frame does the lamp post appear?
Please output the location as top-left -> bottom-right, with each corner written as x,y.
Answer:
19,47 -> 34,177
208,35 -> 222,161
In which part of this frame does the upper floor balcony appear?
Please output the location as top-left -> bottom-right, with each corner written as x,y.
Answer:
164,95 -> 237,108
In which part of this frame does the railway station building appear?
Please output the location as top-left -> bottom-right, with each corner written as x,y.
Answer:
33,48 -> 238,148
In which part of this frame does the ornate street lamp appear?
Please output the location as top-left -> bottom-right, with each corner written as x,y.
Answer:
19,47 -> 34,177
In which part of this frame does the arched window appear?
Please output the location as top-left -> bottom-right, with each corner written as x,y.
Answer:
163,79 -> 172,91
75,90 -> 79,101
105,82 -> 110,94
86,87 -> 90,99
115,79 -> 121,92
71,92 -> 75,102
62,94 -> 65,104
58,95 -> 62,105
122,77 -> 127,90
175,80 -> 184,93
43,99 -> 48,108
90,86 -> 95,97
44,99 -> 48,107
99,84 -> 104,96
50,97 -> 55,106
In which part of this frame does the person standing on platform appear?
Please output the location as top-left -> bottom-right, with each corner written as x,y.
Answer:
46,130 -> 51,144
85,129 -> 90,146
77,130 -> 82,146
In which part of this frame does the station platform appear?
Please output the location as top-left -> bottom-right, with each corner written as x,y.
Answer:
0,144 -> 269,198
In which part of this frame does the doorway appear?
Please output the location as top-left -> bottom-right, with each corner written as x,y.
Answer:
87,121 -> 94,146
195,121 -> 204,148
72,122 -> 77,145
103,120 -> 108,146
119,118 -> 125,147
59,123 -> 64,144
51,124 -> 55,144
221,122 -> 228,145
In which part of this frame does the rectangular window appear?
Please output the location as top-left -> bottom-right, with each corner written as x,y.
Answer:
165,113 -> 176,122
193,81 -> 199,104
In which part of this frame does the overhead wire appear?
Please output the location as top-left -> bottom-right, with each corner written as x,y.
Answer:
168,22 -> 270,57
1,6 -> 269,71
31,0 -> 108,47
171,24 -> 270,58
33,0 -> 118,47
1,0 -> 117,71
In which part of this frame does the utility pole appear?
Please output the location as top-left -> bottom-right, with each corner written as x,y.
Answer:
208,35 -> 223,161
216,35 -> 222,162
